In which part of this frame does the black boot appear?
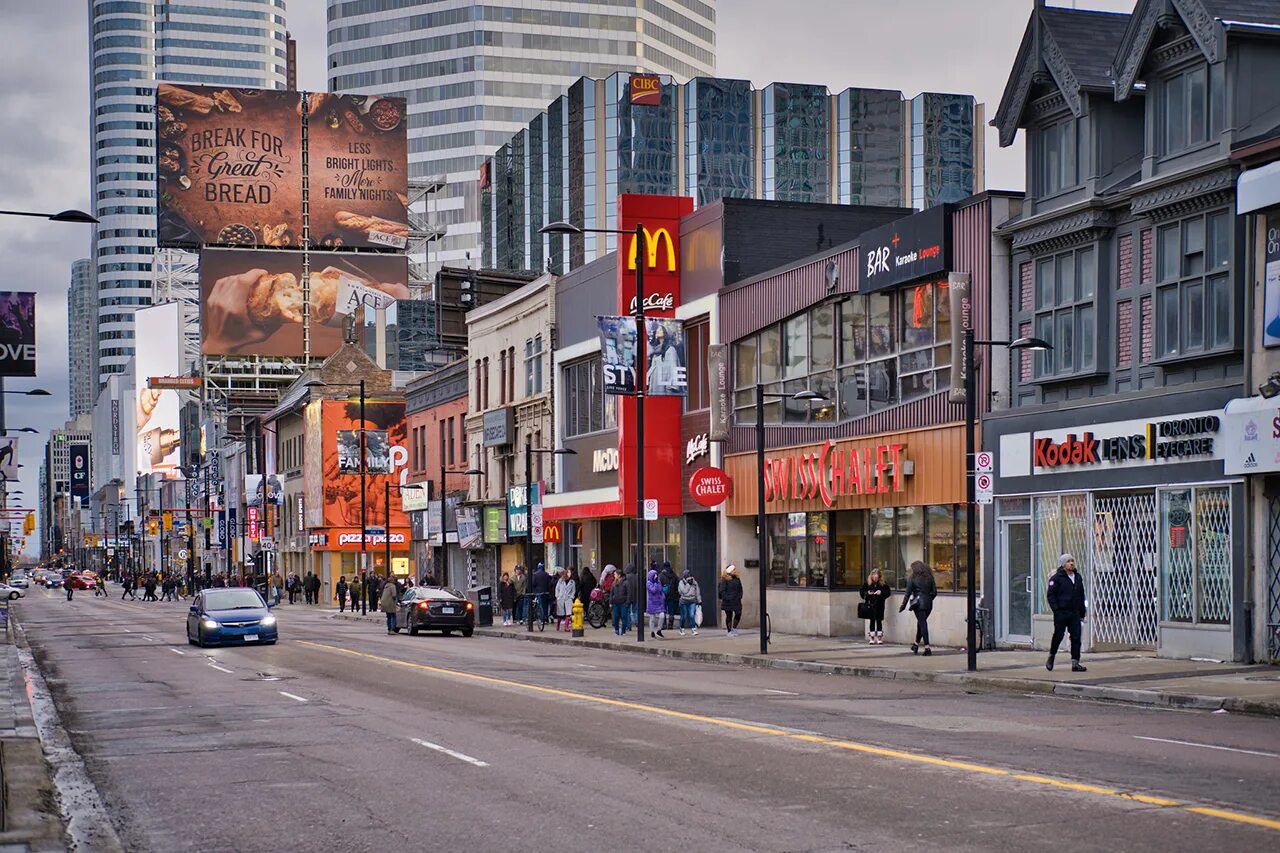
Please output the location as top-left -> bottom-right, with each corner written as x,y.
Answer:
1046,655 -> 1055,671
1071,661 -> 1087,672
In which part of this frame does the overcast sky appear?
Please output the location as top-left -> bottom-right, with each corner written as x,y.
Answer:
0,0 -> 1132,556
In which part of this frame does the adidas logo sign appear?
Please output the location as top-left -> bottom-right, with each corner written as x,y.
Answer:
1244,452 -> 1258,470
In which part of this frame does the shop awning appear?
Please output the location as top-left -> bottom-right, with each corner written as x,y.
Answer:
1237,160 -> 1280,214
1220,394 -> 1280,474
543,486 -> 622,521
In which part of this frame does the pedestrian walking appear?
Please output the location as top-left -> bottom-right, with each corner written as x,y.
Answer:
66,581 -> 74,601
659,561 -> 679,631
308,572 -> 321,606
530,563 -> 553,626
498,573 -> 516,625
336,576 -> 349,613
95,575 -> 107,597
1046,554 -> 1088,672
379,575 -> 399,633
578,565 -> 597,611
609,566 -> 630,636
859,568 -> 891,644
899,560 -> 937,656
555,569 -> 577,631
677,568 -> 701,636
645,567 -> 665,639
718,564 -> 743,636
512,566 -> 527,624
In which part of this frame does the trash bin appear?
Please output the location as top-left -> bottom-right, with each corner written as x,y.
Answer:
467,586 -> 493,627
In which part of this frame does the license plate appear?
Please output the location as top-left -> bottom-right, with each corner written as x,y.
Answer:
245,634 -> 258,642
441,607 -> 455,614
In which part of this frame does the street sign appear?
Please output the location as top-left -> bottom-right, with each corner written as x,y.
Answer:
178,548 -> 188,560
975,451 -> 994,473
975,472 -> 994,505
530,504 -> 544,544
643,498 -> 658,521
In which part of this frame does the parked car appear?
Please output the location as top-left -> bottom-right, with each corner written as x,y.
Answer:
186,588 -> 278,648
8,572 -> 29,589
0,582 -> 23,600
395,585 -> 475,636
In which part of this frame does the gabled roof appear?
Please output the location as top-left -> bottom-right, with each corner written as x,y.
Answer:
993,4 -> 1130,147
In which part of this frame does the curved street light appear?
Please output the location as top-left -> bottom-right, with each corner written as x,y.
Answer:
0,209 -> 98,224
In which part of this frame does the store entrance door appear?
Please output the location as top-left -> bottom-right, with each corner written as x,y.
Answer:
1000,520 -> 1032,643
1091,492 -> 1158,649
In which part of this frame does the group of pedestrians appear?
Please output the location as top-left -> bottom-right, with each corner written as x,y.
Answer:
285,573 -> 322,605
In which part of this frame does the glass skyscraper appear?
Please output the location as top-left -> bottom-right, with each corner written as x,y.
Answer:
326,0 -> 717,274
483,74 -> 984,272
88,0 -> 287,387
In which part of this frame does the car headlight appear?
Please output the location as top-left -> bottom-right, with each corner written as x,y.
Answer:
259,615 -> 276,627
201,618 -> 220,629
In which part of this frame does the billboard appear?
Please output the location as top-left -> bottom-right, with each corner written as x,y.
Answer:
156,85 -> 303,247
319,400 -> 407,530
70,444 -> 90,499
156,86 -> 408,251
135,303 -> 183,475
644,317 -> 687,396
336,429 -> 390,474
598,316 -> 638,395
0,292 -> 36,377
199,248 -> 409,357
456,506 -> 482,549
306,93 -> 410,250
0,437 -> 18,481
244,474 -> 283,506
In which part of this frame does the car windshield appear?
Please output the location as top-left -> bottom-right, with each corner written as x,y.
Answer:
204,590 -> 265,611
413,587 -> 461,601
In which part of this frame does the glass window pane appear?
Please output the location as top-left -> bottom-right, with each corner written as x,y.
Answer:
832,510 -> 865,589
1078,305 -> 1094,369
807,512 -> 829,588
734,336 -> 757,386
1160,489 -> 1194,622
1158,224 -> 1180,281
811,371 -> 836,422
1035,258 -> 1054,308
935,278 -> 951,349
1057,253 -> 1075,303
901,284 -> 933,350
1185,282 -> 1204,350
900,371 -> 934,402
1183,216 -> 1205,277
1035,313 -> 1053,376
927,505 -> 956,593
783,378 -> 810,423
1209,274 -> 1231,348
1208,211 -> 1230,270
787,512 -> 807,586
1055,310 -> 1074,373
1195,486 -> 1231,624
1165,72 -> 1187,153
870,507 -> 897,588
896,506 -> 924,591
784,314 -> 809,378
759,326 -> 782,382
767,515 -> 788,586
1188,66 -> 1206,143
838,365 -> 866,420
900,348 -> 933,374
811,304 -> 835,371
868,294 -> 893,359
839,298 -> 866,365
1159,286 -> 1179,356
1077,248 -> 1096,299
867,358 -> 897,411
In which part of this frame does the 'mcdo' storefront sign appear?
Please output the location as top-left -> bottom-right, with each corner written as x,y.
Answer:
1011,411 -> 1226,476
763,440 -> 909,506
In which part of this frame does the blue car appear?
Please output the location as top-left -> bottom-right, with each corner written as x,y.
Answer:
186,588 -> 278,648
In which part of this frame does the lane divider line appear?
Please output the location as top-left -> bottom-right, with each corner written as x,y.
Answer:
278,691 -> 307,703
208,663 -> 233,674
1134,735 -> 1280,760
298,639 -> 1280,834
409,737 -> 488,767
764,689 -> 799,696
169,649 -> 185,656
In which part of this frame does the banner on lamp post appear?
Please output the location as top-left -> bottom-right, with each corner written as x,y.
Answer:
643,317 -> 686,396
597,315 -> 638,395
947,273 -> 971,404
707,343 -> 730,441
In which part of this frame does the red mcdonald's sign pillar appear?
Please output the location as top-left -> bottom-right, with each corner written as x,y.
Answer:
616,193 -> 693,518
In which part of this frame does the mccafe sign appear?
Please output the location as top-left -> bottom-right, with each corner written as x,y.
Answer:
764,440 -> 909,507
1028,412 -> 1223,474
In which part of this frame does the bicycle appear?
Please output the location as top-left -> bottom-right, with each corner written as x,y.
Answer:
523,593 -> 547,631
586,588 -> 608,629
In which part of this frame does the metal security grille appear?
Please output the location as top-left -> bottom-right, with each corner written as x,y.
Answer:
1196,487 -> 1232,624
1268,494 -> 1280,662
1091,493 -> 1159,648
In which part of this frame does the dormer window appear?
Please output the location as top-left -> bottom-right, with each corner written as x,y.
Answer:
1035,118 -> 1077,196
1160,65 -> 1209,155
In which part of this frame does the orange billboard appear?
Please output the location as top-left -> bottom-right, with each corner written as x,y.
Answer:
318,399 -> 408,534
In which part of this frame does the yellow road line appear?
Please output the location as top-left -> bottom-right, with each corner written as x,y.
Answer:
297,640 -> 1280,833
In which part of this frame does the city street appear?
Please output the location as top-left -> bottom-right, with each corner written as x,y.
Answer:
13,588 -> 1280,852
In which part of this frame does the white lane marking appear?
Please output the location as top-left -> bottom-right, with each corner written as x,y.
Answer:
208,663 -> 233,674
764,689 -> 799,696
122,628 -> 131,632
410,737 -> 489,767
142,636 -> 155,642
169,648 -> 185,656
1133,735 -> 1280,759
278,691 -> 307,703
575,663 -> 598,669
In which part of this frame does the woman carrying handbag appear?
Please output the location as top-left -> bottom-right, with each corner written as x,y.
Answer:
899,561 -> 938,656
858,568 -> 891,644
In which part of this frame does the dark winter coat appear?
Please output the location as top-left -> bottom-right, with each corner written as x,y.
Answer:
578,568 -> 597,604
718,574 -> 743,609
858,580 -> 891,619
609,574 -> 630,606
900,573 -> 937,615
659,564 -> 679,605
498,580 -> 516,610
1046,568 -> 1087,619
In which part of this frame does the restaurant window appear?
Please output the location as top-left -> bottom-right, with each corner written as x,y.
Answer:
1155,210 -> 1232,359
683,320 -> 710,412
832,509 -> 865,589
766,512 -> 829,588
1033,246 -> 1097,378
1159,486 -> 1231,624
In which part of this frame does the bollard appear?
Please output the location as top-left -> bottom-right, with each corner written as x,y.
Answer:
571,598 -> 585,638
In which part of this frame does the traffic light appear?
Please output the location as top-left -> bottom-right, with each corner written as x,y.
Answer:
163,511 -> 173,532
147,518 -> 159,536
23,513 -> 34,535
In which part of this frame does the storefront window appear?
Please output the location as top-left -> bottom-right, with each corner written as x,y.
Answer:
927,505 -> 956,590
832,509 -> 865,589
767,514 -> 787,585
786,512 -> 806,585
1032,493 -> 1090,615
870,507 -> 897,587
896,505 -> 924,589
807,512 -> 829,588
1160,486 -> 1231,624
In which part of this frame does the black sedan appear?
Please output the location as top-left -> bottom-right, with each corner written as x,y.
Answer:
396,586 -> 474,637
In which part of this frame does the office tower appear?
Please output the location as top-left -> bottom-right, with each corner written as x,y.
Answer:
68,258 -> 96,417
88,0 -> 288,388
326,0 -> 717,274
484,73 -> 984,272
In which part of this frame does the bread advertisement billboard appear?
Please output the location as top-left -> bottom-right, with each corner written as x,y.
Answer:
199,248 -> 409,358
305,93 -> 410,250
156,86 -> 408,251
156,85 -> 303,248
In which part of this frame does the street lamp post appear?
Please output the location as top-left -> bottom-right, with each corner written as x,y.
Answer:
962,333 -> 1050,672
521,436 -> 575,632
304,379 -> 368,614
434,458 -> 484,585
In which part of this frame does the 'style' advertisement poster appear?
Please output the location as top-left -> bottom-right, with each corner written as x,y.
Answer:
199,248 -> 409,358
598,315 -> 638,395
0,292 -> 36,377
319,400 -> 407,531
306,93 -> 410,251
644,317 -> 687,396
156,85 -> 303,248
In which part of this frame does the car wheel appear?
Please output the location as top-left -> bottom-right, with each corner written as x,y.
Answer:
8,592 -> 18,600
462,628 -> 474,638
408,618 -> 419,636
442,629 -> 453,636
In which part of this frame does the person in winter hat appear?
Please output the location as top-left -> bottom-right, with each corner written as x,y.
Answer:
718,565 -> 743,636
1046,554 -> 1088,672
645,568 -> 666,639
677,568 -> 702,636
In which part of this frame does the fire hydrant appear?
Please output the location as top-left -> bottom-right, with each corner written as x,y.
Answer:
571,598 -> 585,637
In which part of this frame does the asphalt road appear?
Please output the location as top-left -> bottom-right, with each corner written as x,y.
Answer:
15,588 -> 1280,853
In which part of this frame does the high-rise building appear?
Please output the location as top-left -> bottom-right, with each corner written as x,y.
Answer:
325,0 -> 717,275
40,417 -> 93,561
482,73 -> 985,271
88,0 -> 288,388
68,258 -> 96,417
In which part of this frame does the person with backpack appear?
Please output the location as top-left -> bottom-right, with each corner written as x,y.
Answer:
677,568 -> 701,636
899,560 -> 937,656
718,565 -> 743,636
645,567 -> 666,639
859,568 -> 891,644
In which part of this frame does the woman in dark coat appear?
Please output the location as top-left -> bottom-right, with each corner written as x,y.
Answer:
859,568 -> 891,645
898,560 -> 938,656
578,566 -> 597,608
659,561 -> 680,630
498,572 -> 516,626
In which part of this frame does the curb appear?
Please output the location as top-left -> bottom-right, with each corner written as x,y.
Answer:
473,627 -> 1280,719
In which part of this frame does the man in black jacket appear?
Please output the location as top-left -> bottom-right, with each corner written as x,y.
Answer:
1046,553 -> 1088,672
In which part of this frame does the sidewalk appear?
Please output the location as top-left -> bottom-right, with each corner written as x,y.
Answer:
0,606 -> 67,851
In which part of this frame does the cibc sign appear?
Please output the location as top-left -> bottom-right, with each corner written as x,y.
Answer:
630,74 -> 662,106
688,467 -> 731,508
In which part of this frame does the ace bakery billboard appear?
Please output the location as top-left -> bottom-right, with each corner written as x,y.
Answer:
199,248 -> 409,358
156,85 -> 408,251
